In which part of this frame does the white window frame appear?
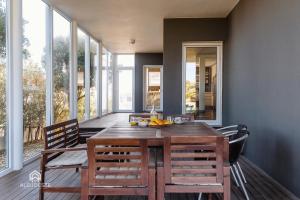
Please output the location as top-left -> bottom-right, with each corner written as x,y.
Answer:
182,41 -> 223,126
143,65 -> 163,112
114,54 -> 135,112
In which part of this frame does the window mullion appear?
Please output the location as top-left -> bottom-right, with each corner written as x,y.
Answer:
46,7 -> 53,126
8,0 -> 23,170
70,21 -> 78,119
84,35 -> 90,120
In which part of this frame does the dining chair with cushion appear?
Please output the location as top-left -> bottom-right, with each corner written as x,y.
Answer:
81,138 -> 156,200
157,136 -> 230,200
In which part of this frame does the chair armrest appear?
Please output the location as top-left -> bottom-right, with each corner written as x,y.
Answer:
222,130 -> 238,136
41,147 -> 87,155
223,162 -> 230,176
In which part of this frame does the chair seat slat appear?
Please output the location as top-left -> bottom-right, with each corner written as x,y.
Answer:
171,152 -> 216,158
94,179 -> 143,186
171,145 -> 216,151
171,161 -> 217,166
96,170 -> 141,176
95,161 -> 142,168
171,176 -> 217,184
95,155 -> 142,160
171,168 -> 216,174
95,147 -> 142,153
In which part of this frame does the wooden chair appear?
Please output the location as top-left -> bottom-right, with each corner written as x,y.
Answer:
81,138 -> 156,200
40,119 -> 87,200
157,136 -> 230,200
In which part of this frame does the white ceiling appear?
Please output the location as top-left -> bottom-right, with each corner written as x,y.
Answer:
48,0 -> 239,53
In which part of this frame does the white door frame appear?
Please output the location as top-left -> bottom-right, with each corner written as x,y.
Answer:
182,41 -> 223,126
143,65 -> 163,112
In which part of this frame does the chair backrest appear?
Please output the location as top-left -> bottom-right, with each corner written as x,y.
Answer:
164,136 -> 225,185
87,138 -> 149,187
229,131 -> 249,164
43,119 -> 80,150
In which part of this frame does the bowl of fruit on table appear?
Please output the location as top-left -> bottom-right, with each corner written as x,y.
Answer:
148,118 -> 172,128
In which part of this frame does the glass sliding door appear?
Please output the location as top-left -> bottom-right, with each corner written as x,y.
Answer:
53,11 -> 71,123
143,65 -> 163,111
22,0 -> 48,161
116,54 -> 134,112
0,0 -> 7,171
77,29 -> 86,121
183,42 -> 222,125
89,38 -> 97,118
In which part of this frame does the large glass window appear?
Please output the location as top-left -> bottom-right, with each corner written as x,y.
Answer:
53,11 -> 71,123
0,0 -> 7,170
116,54 -> 134,111
183,43 -> 222,125
89,38 -> 97,118
77,29 -> 86,121
22,0 -> 48,161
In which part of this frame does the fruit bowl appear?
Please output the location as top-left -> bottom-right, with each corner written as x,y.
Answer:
148,119 -> 172,128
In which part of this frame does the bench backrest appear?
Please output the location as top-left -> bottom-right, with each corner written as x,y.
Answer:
164,136 -> 225,185
87,138 -> 149,187
43,119 -> 80,150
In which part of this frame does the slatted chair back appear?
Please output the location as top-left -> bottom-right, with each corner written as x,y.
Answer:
43,119 -> 80,161
87,138 -> 149,187
164,136 -> 224,185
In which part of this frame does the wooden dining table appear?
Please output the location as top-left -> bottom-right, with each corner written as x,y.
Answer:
86,121 -> 230,199
90,122 -> 229,160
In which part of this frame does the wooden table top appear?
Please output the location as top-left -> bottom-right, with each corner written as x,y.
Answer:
91,122 -> 222,142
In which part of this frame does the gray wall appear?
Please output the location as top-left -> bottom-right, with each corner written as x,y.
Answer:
224,0 -> 300,196
134,53 -> 163,112
163,18 -> 228,115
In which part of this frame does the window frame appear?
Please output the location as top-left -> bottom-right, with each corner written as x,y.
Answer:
182,41 -> 223,126
143,65 -> 163,112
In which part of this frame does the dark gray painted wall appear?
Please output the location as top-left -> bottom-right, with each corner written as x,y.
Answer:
163,18 -> 228,115
134,53 -> 163,112
224,0 -> 300,196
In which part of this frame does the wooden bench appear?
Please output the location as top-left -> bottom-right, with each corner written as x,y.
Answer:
40,119 -> 88,200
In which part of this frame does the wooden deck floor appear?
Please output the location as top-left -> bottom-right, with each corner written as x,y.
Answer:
0,156 -> 298,200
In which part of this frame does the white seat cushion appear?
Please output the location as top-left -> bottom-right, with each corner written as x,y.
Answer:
46,144 -> 87,168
